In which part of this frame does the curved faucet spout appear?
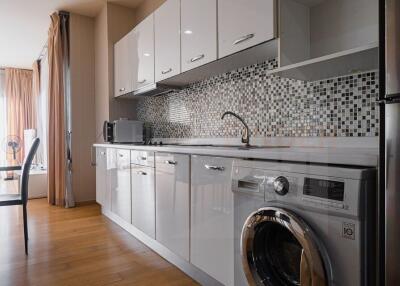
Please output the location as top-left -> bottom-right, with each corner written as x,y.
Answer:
221,111 -> 250,146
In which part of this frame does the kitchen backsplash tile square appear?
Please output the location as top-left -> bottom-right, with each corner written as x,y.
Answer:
137,59 -> 379,138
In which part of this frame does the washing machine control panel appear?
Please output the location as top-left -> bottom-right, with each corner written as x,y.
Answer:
264,172 -> 358,216
232,160 -> 373,217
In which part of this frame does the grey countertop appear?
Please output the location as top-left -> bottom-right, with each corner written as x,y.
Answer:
93,143 -> 379,167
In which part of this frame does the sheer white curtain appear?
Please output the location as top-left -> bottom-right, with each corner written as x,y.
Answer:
36,55 -> 49,168
0,70 -> 7,169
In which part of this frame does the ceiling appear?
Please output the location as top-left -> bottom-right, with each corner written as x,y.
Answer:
0,0 -> 143,69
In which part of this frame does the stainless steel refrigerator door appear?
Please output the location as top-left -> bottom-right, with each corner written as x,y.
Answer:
386,0 -> 400,98
385,103 -> 400,284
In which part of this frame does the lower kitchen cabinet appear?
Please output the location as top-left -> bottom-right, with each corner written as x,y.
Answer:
109,149 -> 131,223
131,162 -> 156,239
155,153 -> 190,260
190,155 -> 234,286
95,147 -> 107,208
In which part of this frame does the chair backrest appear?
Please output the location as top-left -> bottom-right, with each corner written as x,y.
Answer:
20,138 -> 40,204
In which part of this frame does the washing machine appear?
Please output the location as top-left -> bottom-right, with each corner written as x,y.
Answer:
231,159 -> 376,286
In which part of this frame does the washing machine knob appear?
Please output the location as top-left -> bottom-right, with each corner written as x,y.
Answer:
274,176 -> 289,195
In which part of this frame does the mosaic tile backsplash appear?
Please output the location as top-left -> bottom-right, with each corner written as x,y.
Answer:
137,59 -> 379,138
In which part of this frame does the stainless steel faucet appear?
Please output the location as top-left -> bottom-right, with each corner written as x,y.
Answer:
221,111 -> 250,147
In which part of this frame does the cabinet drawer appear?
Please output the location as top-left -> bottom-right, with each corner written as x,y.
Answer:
130,150 -> 155,167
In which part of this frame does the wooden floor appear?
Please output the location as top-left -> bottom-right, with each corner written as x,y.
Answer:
0,199 -> 198,286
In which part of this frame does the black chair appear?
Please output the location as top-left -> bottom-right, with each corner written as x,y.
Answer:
0,138 -> 40,255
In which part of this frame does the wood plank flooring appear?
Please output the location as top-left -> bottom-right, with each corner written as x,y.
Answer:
0,199 -> 198,286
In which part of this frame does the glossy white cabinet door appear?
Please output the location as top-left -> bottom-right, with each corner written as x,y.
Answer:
114,30 -> 137,97
190,155 -> 234,286
181,0 -> 217,72
96,148 -> 107,206
131,164 -> 155,238
110,149 -> 131,223
218,0 -> 276,58
156,153 -> 190,260
134,14 -> 155,91
114,37 -> 129,97
155,0 -> 181,82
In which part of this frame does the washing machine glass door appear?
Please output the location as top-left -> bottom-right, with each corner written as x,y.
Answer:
241,207 -> 329,286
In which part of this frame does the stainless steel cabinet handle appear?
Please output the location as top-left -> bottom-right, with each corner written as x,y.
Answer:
205,164 -> 225,171
119,88 -> 126,92
138,79 -> 146,84
233,33 -> 255,45
139,156 -> 147,161
100,151 -> 106,155
137,171 -> 147,176
161,68 -> 172,75
118,153 -> 124,157
190,54 -> 205,63
165,160 -> 177,165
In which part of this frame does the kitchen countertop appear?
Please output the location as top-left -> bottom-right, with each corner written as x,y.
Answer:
93,143 -> 379,167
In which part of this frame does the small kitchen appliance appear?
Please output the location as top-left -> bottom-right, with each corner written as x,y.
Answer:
103,119 -> 144,143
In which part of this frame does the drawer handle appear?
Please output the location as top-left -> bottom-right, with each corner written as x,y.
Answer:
118,153 -> 124,158
100,151 -> 105,155
137,171 -> 147,176
138,79 -> 147,84
190,54 -> 205,63
165,160 -> 177,165
205,164 -> 225,171
161,68 -> 172,75
233,33 -> 255,45
139,156 -> 147,161
119,88 -> 126,92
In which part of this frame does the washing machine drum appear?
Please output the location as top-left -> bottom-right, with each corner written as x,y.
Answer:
241,207 -> 330,286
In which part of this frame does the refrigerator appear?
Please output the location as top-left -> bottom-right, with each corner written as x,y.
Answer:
382,0 -> 400,284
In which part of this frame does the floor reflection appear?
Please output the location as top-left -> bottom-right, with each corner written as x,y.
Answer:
0,199 -> 198,286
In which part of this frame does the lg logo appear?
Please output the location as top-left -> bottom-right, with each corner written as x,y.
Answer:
342,222 -> 355,240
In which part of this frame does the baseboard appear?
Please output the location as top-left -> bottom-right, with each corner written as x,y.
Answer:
75,200 -> 97,206
28,196 -> 47,200
102,209 -> 223,286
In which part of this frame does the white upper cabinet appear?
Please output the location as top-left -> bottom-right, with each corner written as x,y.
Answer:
155,0 -> 181,82
114,30 -> 136,97
218,0 -> 276,59
181,0 -> 217,72
134,14 -> 155,91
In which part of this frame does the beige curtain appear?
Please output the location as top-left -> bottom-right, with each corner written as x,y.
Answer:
5,68 -> 35,163
47,12 -> 66,206
32,61 -> 40,103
